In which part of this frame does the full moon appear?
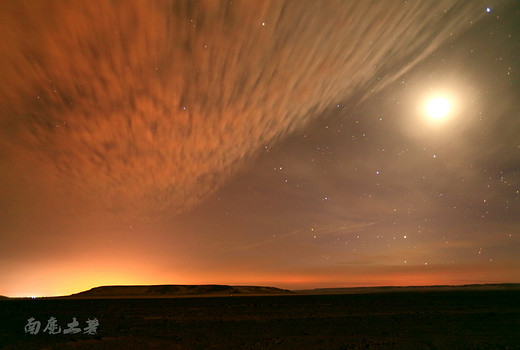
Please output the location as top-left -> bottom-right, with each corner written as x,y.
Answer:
426,97 -> 450,119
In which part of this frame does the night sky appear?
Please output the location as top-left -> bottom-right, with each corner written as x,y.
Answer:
1,1 -> 519,297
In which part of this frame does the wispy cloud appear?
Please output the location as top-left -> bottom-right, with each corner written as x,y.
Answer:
0,0 -> 489,222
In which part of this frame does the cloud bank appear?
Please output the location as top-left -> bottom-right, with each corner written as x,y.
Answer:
0,0 -> 489,221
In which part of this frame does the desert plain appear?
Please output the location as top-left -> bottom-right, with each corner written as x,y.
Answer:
1,284 -> 519,349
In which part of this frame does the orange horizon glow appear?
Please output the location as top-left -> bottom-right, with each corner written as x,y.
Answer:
5,260 -> 518,298
1,1 -> 519,304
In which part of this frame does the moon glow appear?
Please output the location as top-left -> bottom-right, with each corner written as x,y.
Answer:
426,97 -> 451,119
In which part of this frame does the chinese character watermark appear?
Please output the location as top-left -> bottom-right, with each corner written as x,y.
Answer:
43,316 -> 61,334
24,317 -> 99,335
63,317 -> 81,335
83,318 -> 99,335
24,318 -> 41,335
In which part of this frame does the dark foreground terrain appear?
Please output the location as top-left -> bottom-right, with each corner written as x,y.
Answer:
1,289 -> 519,349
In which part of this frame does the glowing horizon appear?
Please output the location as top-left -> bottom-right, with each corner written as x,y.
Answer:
1,1 -> 518,300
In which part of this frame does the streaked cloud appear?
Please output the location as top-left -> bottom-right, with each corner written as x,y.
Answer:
0,0 -> 489,222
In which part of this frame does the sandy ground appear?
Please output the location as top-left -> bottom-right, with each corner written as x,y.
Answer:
1,289 -> 519,349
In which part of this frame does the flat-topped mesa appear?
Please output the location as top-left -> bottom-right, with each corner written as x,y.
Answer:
66,284 -> 294,298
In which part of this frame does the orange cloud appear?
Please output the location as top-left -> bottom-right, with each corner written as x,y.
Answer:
0,0 -> 489,224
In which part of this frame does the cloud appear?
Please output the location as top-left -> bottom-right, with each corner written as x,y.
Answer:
0,0 -> 490,221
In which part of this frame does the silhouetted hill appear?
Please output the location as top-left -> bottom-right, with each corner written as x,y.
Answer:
295,283 -> 520,295
55,283 -> 520,299
65,284 -> 294,298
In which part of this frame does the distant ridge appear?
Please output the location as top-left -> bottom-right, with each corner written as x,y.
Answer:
295,283 -> 520,295
65,284 -> 294,298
